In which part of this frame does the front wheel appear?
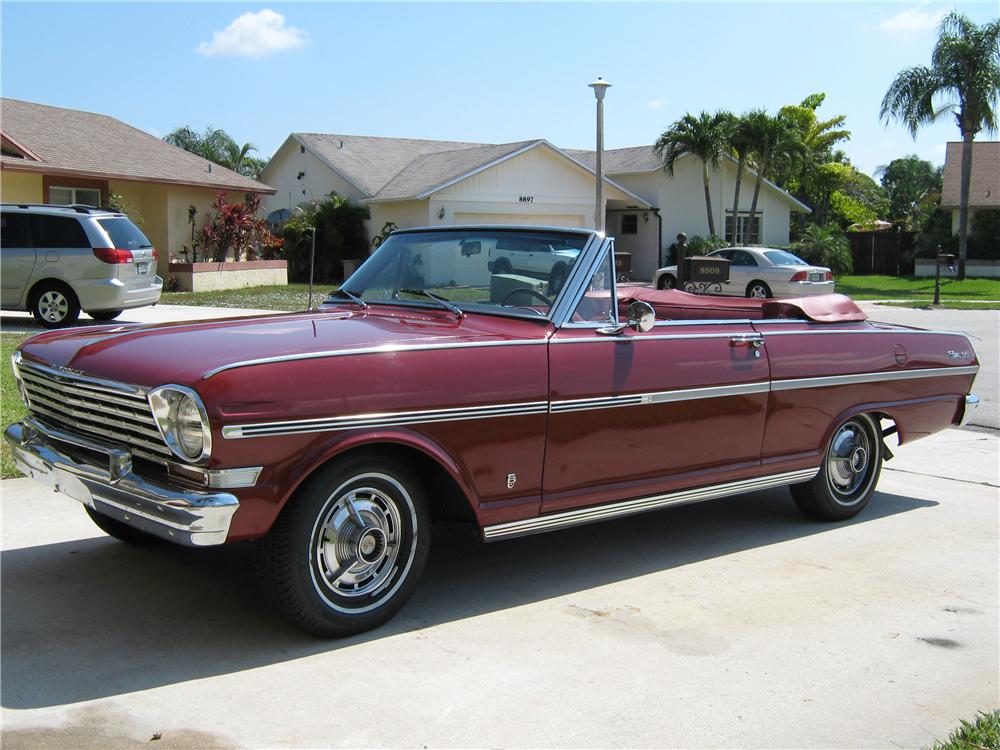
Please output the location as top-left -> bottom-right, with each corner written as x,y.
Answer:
256,453 -> 430,637
657,274 -> 676,290
791,413 -> 883,521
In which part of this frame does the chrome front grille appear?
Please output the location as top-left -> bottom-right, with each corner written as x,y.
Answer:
18,361 -> 171,461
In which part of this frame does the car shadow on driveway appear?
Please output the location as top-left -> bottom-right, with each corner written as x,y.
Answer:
1,488 -> 936,709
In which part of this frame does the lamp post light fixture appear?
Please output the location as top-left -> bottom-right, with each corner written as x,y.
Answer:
588,77 -> 611,234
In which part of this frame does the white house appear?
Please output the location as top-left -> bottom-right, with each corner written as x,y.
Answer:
262,133 -> 808,281
940,141 -> 999,233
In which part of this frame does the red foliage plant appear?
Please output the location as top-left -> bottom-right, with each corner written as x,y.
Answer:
200,191 -> 283,262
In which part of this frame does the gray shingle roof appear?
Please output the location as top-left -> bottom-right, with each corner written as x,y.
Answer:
565,146 -> 660,173
295,132 -> 484,196
0,98 -> 272,193
371,140 -> 538,200
941,141 -> 999,208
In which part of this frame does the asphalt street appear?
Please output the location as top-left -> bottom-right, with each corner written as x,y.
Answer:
1,428 -> 997,749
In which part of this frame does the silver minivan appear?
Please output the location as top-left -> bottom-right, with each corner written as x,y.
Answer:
1,204 -> 163,328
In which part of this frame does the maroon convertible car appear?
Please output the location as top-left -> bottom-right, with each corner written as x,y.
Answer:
6,226 -> 979,636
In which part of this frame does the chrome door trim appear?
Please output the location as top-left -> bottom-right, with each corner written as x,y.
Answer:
550,381 -> 770,413
482,467 -> 820,541
771,365 -> 979,392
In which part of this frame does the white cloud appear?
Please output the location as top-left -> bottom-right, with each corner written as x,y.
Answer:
879,3 -> 944,33
197,9 -> 309,57
647,98 -> 669,110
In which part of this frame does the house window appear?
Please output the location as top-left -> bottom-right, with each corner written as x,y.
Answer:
49,186 -> 101,207
620,214 -> 638,235
725,211 -> 761,244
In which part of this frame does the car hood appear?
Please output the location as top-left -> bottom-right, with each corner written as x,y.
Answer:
17,308 -> 549,389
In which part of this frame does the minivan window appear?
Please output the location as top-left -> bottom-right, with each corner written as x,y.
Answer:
31,215 -> 89,249
97,218 -> 152,250
0,213 -> 30,248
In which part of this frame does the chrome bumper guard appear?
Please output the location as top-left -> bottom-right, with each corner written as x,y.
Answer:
4,418 -> 239,547
958,394 -> 980,427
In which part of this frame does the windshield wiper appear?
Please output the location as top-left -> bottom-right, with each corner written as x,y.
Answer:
399,289 -> 463,317
326,288 -> 368,309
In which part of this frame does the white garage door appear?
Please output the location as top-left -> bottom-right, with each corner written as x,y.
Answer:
453,212 -> 586,228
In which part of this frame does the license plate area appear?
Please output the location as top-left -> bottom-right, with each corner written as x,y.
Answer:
809,272 -> 823,281
136,262 -> 149,274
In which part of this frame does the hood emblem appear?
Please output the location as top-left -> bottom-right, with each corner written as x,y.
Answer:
55,364 -> 86,376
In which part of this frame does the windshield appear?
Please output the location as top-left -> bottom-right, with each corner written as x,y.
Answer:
764,250 -> 808,266
338,229 -> 589,317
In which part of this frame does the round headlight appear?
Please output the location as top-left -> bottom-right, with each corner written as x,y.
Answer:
149,385 -> 212,464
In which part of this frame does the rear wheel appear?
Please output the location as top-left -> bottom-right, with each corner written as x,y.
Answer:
31,281 -> 80,328
657,274 -> 676,290
492,258 -> 512,275
89,309 -> 123,321
548,264 -> 567,295
84,506 -> 161,545
792,413 -> 883,521
746,281 -> 771,299
255,453 -> 430,637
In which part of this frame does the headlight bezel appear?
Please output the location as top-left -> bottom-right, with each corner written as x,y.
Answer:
148,385 -> 212,465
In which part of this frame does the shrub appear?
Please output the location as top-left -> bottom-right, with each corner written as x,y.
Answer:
970,209 -> 1000,260
686,235 -> 728,256
280,193 -> 370,282
200,191 -> 281,263
789,224 -> 852,276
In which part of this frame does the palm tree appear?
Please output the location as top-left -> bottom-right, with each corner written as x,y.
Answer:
880,12 -> 1000,279
744,111 -> 799,244
654,111 -> 731,237
727,112 -> 757,245
164,126 -> 266,179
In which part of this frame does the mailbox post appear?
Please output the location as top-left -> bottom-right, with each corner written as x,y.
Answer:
933,245 -> 956,306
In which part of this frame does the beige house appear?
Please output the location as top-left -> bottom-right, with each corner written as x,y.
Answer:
940,141 -> 999,233
0,98 -> 274,277
262,132 -> 807,281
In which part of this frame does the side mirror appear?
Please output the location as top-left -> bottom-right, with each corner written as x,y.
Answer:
597,301 -> 656,335
626,301 -> 656,333
461,241 -> 482,257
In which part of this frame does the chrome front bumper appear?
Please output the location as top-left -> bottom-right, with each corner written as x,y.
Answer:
4,418 -> 238,546
958,394 -> 980,427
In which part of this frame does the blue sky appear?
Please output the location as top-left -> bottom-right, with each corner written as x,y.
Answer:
2,2 -> 997,178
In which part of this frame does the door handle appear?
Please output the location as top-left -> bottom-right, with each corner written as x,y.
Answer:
730,335 -> 764,348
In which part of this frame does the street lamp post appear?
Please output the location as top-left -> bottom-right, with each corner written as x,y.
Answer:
588,77 -> 611,234
293,206 -> 317,310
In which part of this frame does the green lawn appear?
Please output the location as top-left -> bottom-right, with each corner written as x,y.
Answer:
1,333 -> 29,478
162,283 -> 330,311
836,275 -> 1000,301
878,301 -> 1000,310
929,709 -> 999,750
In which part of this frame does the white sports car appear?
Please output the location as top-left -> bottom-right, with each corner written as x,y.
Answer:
653,247 -> 835,298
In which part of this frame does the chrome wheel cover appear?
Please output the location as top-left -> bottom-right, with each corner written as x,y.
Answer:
38,291 -> 69,322
826,419 -> 875,505
309,473 -> 417,613
749,284 -> 768,299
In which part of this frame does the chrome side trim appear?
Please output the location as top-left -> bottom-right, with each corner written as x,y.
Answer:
552,332 -> 739,344
223,400 -> 550,439
482,468 -> 820,541
551,381 -> 769,413
203,339 -> 548,379
771,365 -> 979,392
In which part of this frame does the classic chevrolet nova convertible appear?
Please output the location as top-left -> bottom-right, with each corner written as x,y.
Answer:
5,226 -> 980,636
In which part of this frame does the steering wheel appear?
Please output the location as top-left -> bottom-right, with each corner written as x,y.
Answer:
501,287 -> 551,308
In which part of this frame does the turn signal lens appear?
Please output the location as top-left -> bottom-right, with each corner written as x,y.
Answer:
93,247 -> 134,264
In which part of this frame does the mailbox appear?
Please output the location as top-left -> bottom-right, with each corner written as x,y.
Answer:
937,252 -> 956,273
683,256 -> 731,284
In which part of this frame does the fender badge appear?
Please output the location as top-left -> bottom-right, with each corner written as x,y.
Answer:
947,350 -> 970,360
506,473 -> 517,490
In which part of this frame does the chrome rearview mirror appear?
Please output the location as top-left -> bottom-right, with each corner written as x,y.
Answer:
597,300 -> 656,335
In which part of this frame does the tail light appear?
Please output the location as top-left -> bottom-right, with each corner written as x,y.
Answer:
93,247 -> 134,264
151,247 -> 158,262
825,271 -> 833,281
790,271 -> 808,282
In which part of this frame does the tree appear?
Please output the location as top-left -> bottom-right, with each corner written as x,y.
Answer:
875,155 -> 943,228
880,12 -> 1000,278
654,111 -> 732,237
727,112 -> 757,245
744,111 -> 800,243
164,125 -> 267,179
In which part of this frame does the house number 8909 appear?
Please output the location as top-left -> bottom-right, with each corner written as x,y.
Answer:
518,196 -> 534,203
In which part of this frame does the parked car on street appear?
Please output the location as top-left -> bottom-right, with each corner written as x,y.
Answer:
653,246 -> 834,298
5,226 -> 978,637
1,204 -> 162,328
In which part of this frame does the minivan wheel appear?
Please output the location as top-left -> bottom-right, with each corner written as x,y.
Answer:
89,309 -> 123,321
791,413 -> 883,521
255,452 -> 431,637
31,282 -> 80,328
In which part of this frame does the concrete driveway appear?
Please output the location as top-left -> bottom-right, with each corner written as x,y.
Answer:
1,303 -> 280,333
2,429 -> 996,749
